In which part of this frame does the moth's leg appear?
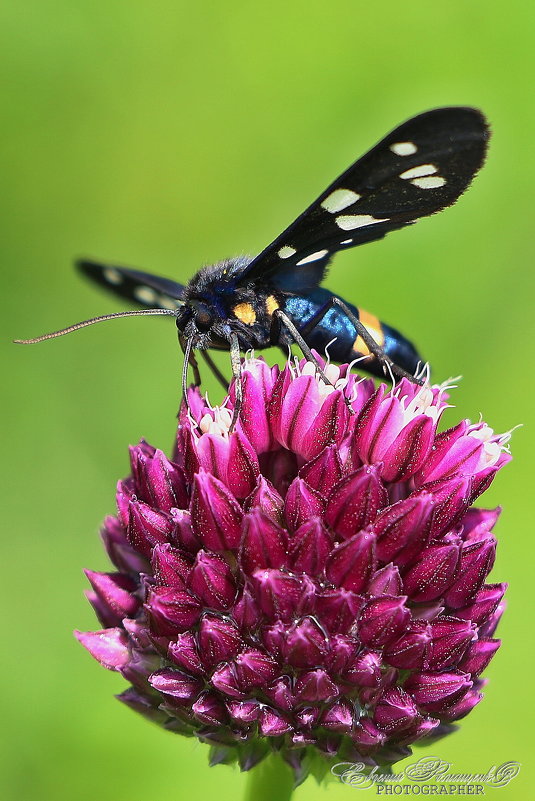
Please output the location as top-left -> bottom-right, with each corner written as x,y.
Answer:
297,298 -> 336,339
180,335 -> 195,418
272,309 -> 336,389
201,350 -> 228,389
228,332 -> 243,433
189,349 -> 202,386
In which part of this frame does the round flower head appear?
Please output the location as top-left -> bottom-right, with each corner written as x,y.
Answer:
76,356 -> 511,781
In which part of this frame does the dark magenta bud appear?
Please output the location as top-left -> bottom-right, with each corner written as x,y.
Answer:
261,620 -> 288,661
444,536 -> 497,608
263,675 -> 295,712
344,650 -> 383,688
459,638 -> 501,676
295,669 -> 340,702
231,588 -> 261,631
404,670 -> 473,711
130,443 -> 188,511
126,498 -> 174,558
295,706 -> 321,729
373,494 -> 433,562
284,477 -> 325,532
425,476 -> 473,538
374,687 -> 420,734
384,621 -> 432,669
479,602 -> 506,638
315,588 -> 365,634
75,628 -> 129,670
190,471 -> 244,551
197,615 -> 242,667
283,616 -> 328,668
325,634 -> 360,675
234,649 -> 279,689
243,476 -> 284,524
326,465 -> 387,540
454,582 -> 507,625
192,691 -> 228,726
402,542 -> 461,602
226,699 -> 261,724
188,551 -> 236,609
151,543 -> 192,588
290,517 -> 333,575
101,515 -> 148,574
168,632 -> 203,675
226,431 -> 260,499
210,662 -> 245,699
84,570 -> 139,621
239,509 -> 289,573
357,596 -> 410,648
352,717 -> 387,748
325,527 -> 377,592
320,699 -> 355,732
397,716 -> 440,746
440,689 -> 483,721
116,687 -> 169,725
299,445 -> 343,497
259,708 -> 294,736
145,586 -> 202,635
427,617 -> 477,670
149,668 -> 202,704
251,568 -> 315,622
169,509 -> 200,553
367,564 -> 403,596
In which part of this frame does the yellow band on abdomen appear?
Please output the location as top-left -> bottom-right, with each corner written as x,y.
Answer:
353,308 -> 384,356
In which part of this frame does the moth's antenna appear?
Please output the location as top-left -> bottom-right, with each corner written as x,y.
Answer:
14,308 -> 177,344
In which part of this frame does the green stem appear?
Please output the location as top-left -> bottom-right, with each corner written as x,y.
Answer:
244,753 -> 294,801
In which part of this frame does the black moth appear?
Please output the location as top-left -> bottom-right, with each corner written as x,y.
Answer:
17,107 -> 489,427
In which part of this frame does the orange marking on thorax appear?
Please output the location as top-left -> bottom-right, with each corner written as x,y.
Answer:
233,302 -> 256,325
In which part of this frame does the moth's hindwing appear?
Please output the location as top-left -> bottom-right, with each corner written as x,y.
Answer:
77,260 -> 185,310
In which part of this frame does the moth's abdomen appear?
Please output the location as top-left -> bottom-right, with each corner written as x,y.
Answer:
379,322 -> 422,376
283,288 -> 423,377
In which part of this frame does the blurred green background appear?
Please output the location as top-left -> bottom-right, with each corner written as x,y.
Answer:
2,1 -> 533,799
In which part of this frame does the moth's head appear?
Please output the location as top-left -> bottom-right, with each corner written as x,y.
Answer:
192,301 -> 214,332
175,300 -> 214,334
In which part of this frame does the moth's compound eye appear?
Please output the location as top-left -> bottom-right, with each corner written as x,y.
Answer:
194,304 -> 213,332
175,306 -> 191,332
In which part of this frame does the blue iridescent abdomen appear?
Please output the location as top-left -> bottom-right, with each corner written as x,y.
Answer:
283,288 -> 421,376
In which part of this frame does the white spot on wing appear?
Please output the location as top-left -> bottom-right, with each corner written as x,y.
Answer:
335,214 -> 387,230
400,164 -> 437,180
321,189 -> 361,213
340,238 -> 353,245
158,294 -> 179,309
103,267 -> 123,285
278,246 -> 297,259
411,176 -> 447,189
390,141 -> 418,156
133,286 -> 158,304
295,249 -> 329,266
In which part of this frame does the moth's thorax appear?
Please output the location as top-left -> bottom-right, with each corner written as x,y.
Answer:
181,256 -> 282,349
184,256 -> 255,299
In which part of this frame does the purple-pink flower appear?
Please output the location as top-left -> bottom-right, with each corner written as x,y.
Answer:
76,356 -> 511,779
